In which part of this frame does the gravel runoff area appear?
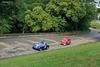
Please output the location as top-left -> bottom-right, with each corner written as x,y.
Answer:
0,28 -> 100,59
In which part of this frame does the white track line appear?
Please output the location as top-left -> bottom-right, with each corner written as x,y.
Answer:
27,40 -> 38,44
36,37 -> 59,45
0,42 -> 13,50
0,42 -> 13,48
14,41 -> 32,47
37,37 -> 58,43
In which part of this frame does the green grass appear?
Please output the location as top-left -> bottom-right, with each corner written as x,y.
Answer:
0,42 -> 100,67
91,20 -> 100,29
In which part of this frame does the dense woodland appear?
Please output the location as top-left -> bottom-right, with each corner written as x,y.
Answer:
0,0 -> 97,34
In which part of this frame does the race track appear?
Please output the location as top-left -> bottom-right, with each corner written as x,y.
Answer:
0,28 -> 100,59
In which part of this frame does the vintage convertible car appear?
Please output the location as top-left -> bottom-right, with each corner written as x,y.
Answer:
32,41 -> 49,51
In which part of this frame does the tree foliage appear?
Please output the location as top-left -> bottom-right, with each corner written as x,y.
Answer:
46,0 -> 97,30
24,6 -> 66,32
0,0 -> 18,34
0,0 -> 97,33
12,0 -> 50,33
0,18 -> 11,34
79,0 -> 97,30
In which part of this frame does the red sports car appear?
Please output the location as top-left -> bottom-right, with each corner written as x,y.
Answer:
60,37 -> 71,45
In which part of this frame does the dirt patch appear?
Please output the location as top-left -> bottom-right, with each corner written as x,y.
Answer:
0,45 -> 6,50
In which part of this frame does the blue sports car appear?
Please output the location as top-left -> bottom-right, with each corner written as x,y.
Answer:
32,41 -> 49,51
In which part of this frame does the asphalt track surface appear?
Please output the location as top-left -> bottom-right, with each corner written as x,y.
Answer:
0,28 -> 100,59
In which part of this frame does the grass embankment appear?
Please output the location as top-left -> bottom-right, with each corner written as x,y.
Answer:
91,20 -> 100,30
0,42 -> 100,67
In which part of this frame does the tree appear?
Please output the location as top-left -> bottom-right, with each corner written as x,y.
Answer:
0,0 -> 50,33
51,16 -> 67,32
46,0 -> 97,30
16,0 -> 50,21
0,18 -> 11,34
11,0 -> 50,33
0,0 -> 97,33
0,0 -> 18,34
79,0 -> 97,30
24,6 -> 66,32
24,6 -> 52,32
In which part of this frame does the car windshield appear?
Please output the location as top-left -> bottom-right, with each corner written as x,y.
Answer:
33,42 -> 46,47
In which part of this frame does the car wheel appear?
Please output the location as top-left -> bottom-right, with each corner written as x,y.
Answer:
67,41 -> 71,45
46,47 -> 48,50
47,45 -> 50,49
63,43 -> 66,46
39,48 -> 43,51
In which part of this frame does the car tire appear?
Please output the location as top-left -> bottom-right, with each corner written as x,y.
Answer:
39,48 -> 43,51
47,45 -> 50,49
67,41 -> 71,45
46,47 -> 48,50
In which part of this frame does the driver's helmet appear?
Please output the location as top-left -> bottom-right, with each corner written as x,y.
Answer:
41,41 -> 47,45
